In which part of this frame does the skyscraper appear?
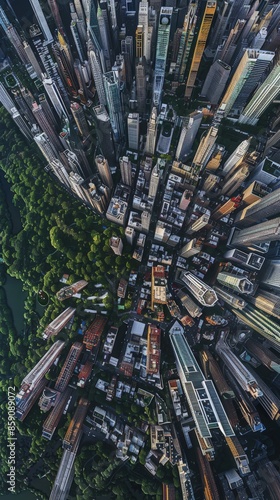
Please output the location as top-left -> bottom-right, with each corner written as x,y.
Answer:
184,1 -> 216,99
170,325 -> 234,458
153,7 -> 173,107
138,0 -> 149,61
145,107 -> 158,155
92,105 -> 115,166
231,217 -> 280,247
70,102 -> 90,139
180,272 -> 218,307
176,111 -> 203,161
259,260 -> 280,291
221,164 -> 249,196
239,50 -> 280,124
87,42 -> 106,104
148,163 -> 160,198
119,156 -> 132,186
95,155 -> 113,189
216,336 -> 263,398
127,113 -> 139,150
247,289 -> 280,319
219,49 -> 275,117
135,58 -> 146,114
103,71 -> 125,142
176,1 -> 198,83
234,186 -> 280,227
223,137 -> 252,174
201,60 -> 231,105
29,0 -> 54,44
192,126 -> 218,171
216,272 -> 254,294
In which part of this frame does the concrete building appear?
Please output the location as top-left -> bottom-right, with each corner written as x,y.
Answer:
259,259 -> 280,291
221,164 -> 250,196
29,0 -> 53,44
120,156 -> 132,186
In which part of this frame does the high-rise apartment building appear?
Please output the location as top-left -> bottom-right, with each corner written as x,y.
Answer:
201,60 -> 231,105
138,1 -> 149,61
176,111 -> 203,161
212,196 -> 242,220
176,1 -> 198,83
187,213 -> 210,234
245,338 -> 280,373
32,102 -> 63,153
259,260 -> 280,291
95,155 -> 113,189
127,113 -> 139,150
153,7 -> 173,107
219,49 -> 275,116
34,133 -> 59,164
184,1 -> 216,99
223,249 -> 265,271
